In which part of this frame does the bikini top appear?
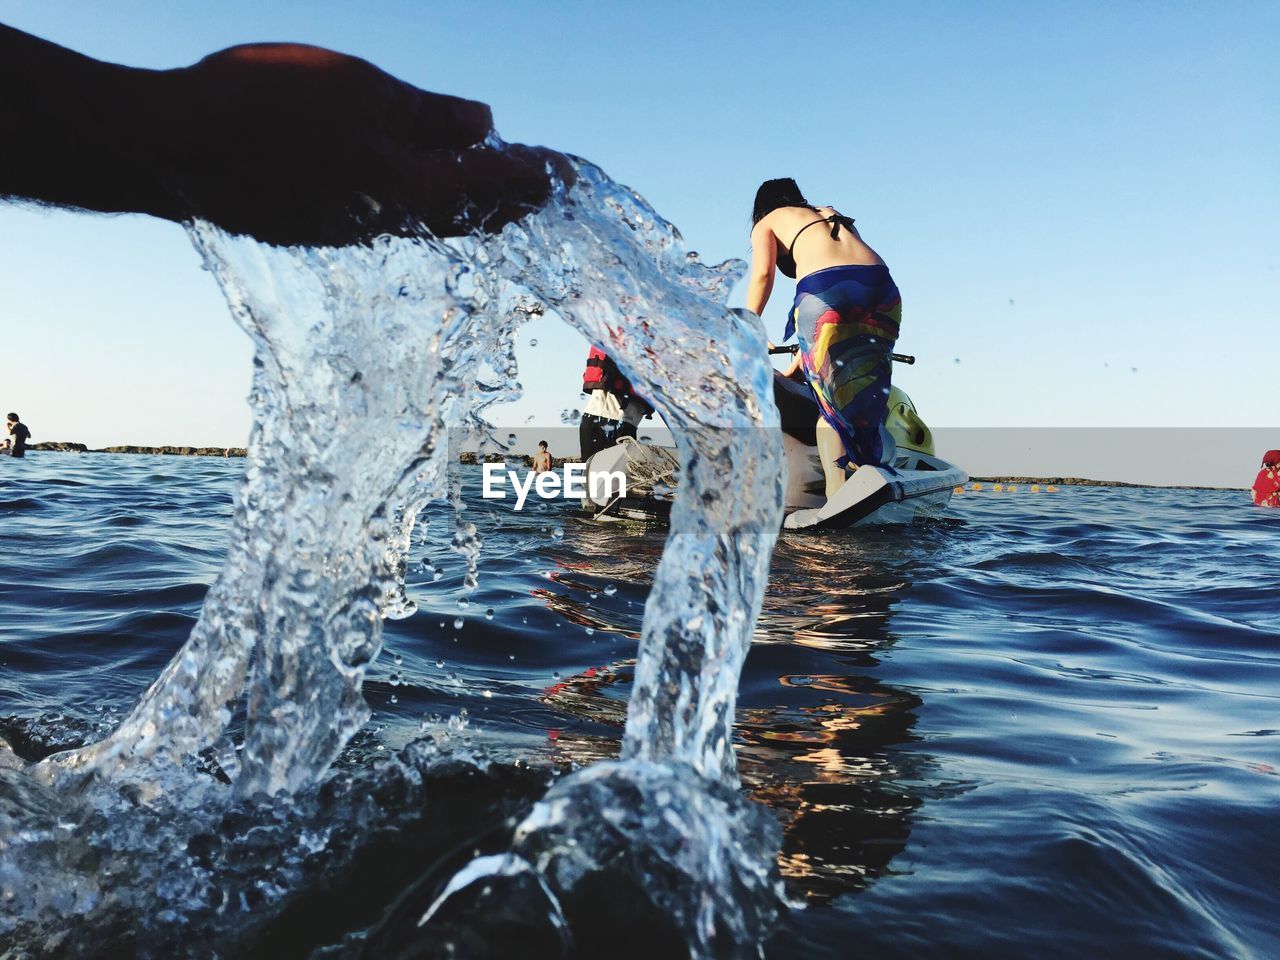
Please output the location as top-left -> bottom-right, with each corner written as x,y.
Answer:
776,210 -> 856,279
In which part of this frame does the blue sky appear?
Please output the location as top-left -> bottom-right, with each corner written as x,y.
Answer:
1,1 -> 1277,450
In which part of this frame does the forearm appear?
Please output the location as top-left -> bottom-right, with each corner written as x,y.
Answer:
745,273 -> 773,317
0,25 -> 189,220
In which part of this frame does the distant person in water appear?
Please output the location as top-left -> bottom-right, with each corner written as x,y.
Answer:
0,24 -> 571,247
532,440 -> 553,473
579,347 -> 652,460
2,413 -> 31,457
746,178 -> 900,498
1252,450 -> 1280,508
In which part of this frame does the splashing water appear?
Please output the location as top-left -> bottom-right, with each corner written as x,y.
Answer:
7,155 -> 784,953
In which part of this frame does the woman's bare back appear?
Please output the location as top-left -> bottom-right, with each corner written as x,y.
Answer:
764,205 -> 885,279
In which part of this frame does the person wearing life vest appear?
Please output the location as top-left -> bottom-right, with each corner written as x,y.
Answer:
1251,450 -> 1280,508
579,346 -> 653,460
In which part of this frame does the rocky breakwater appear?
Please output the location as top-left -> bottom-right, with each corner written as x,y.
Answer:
28,443 -> 247,457
28,441 -> 89,453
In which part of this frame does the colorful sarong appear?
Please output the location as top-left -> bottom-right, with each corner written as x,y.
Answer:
786,264 -> 902,468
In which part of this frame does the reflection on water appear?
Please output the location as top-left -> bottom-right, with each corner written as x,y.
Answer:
746,539 -> 933,903
532,516 -> 944,904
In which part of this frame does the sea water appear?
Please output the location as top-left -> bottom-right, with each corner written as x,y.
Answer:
2,459 -> 1279,956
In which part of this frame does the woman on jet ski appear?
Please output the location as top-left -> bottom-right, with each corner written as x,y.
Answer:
746,178 -> 901,498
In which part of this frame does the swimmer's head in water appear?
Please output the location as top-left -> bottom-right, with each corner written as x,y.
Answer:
752,178 -> 813,227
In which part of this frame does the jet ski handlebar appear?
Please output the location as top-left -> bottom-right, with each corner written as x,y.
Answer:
768,344 -> 916,365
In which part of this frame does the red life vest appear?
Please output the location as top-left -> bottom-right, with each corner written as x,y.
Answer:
582,347 -> 633,397
1252,467 -> 1280,507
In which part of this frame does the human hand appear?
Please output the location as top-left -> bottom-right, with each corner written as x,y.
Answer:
169,43 -> 574,245
0,27 -> 574,246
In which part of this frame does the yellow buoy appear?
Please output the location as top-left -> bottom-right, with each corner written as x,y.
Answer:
972,483 -> 983,491
1031,484 -> 1041,492
993,484 -> 1004,492
1046,485 -> 1059,493
953,486 -> 965,495
1007,485 -> 1018,492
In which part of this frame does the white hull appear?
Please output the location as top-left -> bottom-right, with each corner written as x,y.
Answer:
781,450 -> 966,530
581,379 -> 966,530
582,434 -> 966,531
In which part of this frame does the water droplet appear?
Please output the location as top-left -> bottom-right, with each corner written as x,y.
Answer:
393,654 -> 403,667
603,584 -> 618,596
485,608 -> 495,620
586,627 -> 595,636
530,338 -> 539,347
436,659 -> 445,669
389,694 -> 399,704
551,527 -> 564,540
552,671 -> 561,680
453,617 -> 464,630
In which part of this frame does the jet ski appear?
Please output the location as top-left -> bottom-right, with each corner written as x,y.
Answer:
581,357 -> 967,530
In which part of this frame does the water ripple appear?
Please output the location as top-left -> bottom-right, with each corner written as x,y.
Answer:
2,457 -> 1278,956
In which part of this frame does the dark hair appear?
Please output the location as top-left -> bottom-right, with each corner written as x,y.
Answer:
538,440 -> 548,449
5,413 -> 16,422
752,178 -> 813,226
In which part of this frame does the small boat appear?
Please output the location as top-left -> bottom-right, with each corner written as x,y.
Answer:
582,369 -> 967,530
